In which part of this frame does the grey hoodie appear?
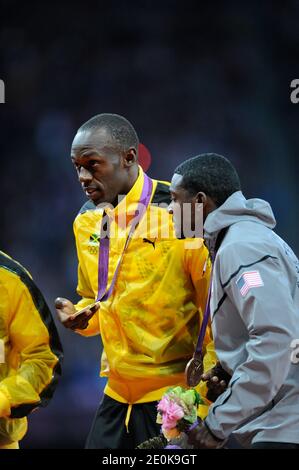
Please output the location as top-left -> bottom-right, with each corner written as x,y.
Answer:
204,191 -> 299,446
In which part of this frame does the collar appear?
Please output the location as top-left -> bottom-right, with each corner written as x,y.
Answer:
105,165 -> 148,227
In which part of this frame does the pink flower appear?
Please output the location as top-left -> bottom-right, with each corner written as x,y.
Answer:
157,396 -> 171,414
158,400 -> 184,430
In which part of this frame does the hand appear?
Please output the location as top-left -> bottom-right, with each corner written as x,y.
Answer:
55,297 -> 99,330
201,362 -> 231,402
188,421 -> 225,449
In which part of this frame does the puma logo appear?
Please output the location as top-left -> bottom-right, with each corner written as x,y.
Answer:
143,238 -> 156,249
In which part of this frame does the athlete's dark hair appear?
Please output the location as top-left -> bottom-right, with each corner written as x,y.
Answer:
79,113 -> 139,152
175,153 -> 241,207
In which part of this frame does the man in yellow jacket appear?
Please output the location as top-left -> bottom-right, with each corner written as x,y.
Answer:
55,113 -> 216,449
0,251 -> 63,449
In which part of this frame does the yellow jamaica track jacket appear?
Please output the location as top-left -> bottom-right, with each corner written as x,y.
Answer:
0,251 -> 63,447
74,166 -> 216,411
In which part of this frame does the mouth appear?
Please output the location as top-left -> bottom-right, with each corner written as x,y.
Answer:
83,186 -> 105,205
83,186 -> 100,196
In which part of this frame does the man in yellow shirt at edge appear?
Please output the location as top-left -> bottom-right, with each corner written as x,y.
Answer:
0,251 -> 63,449
55,113 -> 216,449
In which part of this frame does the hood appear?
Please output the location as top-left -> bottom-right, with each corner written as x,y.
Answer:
204,191 -> 276,256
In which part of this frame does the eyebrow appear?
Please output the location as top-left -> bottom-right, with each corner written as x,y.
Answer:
81,150 -> 99,157
71,148 -> 100,158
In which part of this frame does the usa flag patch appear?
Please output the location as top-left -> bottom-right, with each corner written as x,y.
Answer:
236,270 -> 264,297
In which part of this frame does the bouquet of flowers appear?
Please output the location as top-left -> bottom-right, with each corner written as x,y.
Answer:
137,386 -> 204,449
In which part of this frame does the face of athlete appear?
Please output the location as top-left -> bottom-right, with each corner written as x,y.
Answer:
168,173 -> 199,239
168,173 -> 216,239
71,127 -> 137,207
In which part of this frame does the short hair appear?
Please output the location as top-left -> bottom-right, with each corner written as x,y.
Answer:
79,113 -> 139,152
175,153 -> 241,207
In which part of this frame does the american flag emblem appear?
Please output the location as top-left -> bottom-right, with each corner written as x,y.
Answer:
236,270 -> 264,297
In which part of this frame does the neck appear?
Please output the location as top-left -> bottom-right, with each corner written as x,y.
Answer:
123,165 -> 139,194
112,165 -> 139,207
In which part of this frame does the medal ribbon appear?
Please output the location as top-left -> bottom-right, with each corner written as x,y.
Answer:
96,173 -> 153,302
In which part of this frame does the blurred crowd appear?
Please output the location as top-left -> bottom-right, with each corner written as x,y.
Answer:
0,0 -> 298,448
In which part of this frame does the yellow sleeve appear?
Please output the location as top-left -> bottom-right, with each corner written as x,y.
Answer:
184,239 -> 210,314
0,273 -> 62,416
73,219 -> 100,337
184,240 -> 217,411
0,391 -> 11,417
74,285 -> 100,338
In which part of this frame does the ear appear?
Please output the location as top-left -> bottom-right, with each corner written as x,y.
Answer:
196,192 -> 217,219
195,192 -> 208,205
123,148 -> 137,167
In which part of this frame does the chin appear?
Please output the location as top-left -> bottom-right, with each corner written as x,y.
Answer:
90,194 -> 107,206
88,196 -> 98,205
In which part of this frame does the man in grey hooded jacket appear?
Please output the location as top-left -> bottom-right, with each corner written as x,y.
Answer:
168,153 -> 299,449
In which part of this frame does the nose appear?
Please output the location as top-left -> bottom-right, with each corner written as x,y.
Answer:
79,167 -> 92,184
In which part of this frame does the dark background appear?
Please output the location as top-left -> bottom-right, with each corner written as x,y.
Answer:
0,0 -> 298,448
